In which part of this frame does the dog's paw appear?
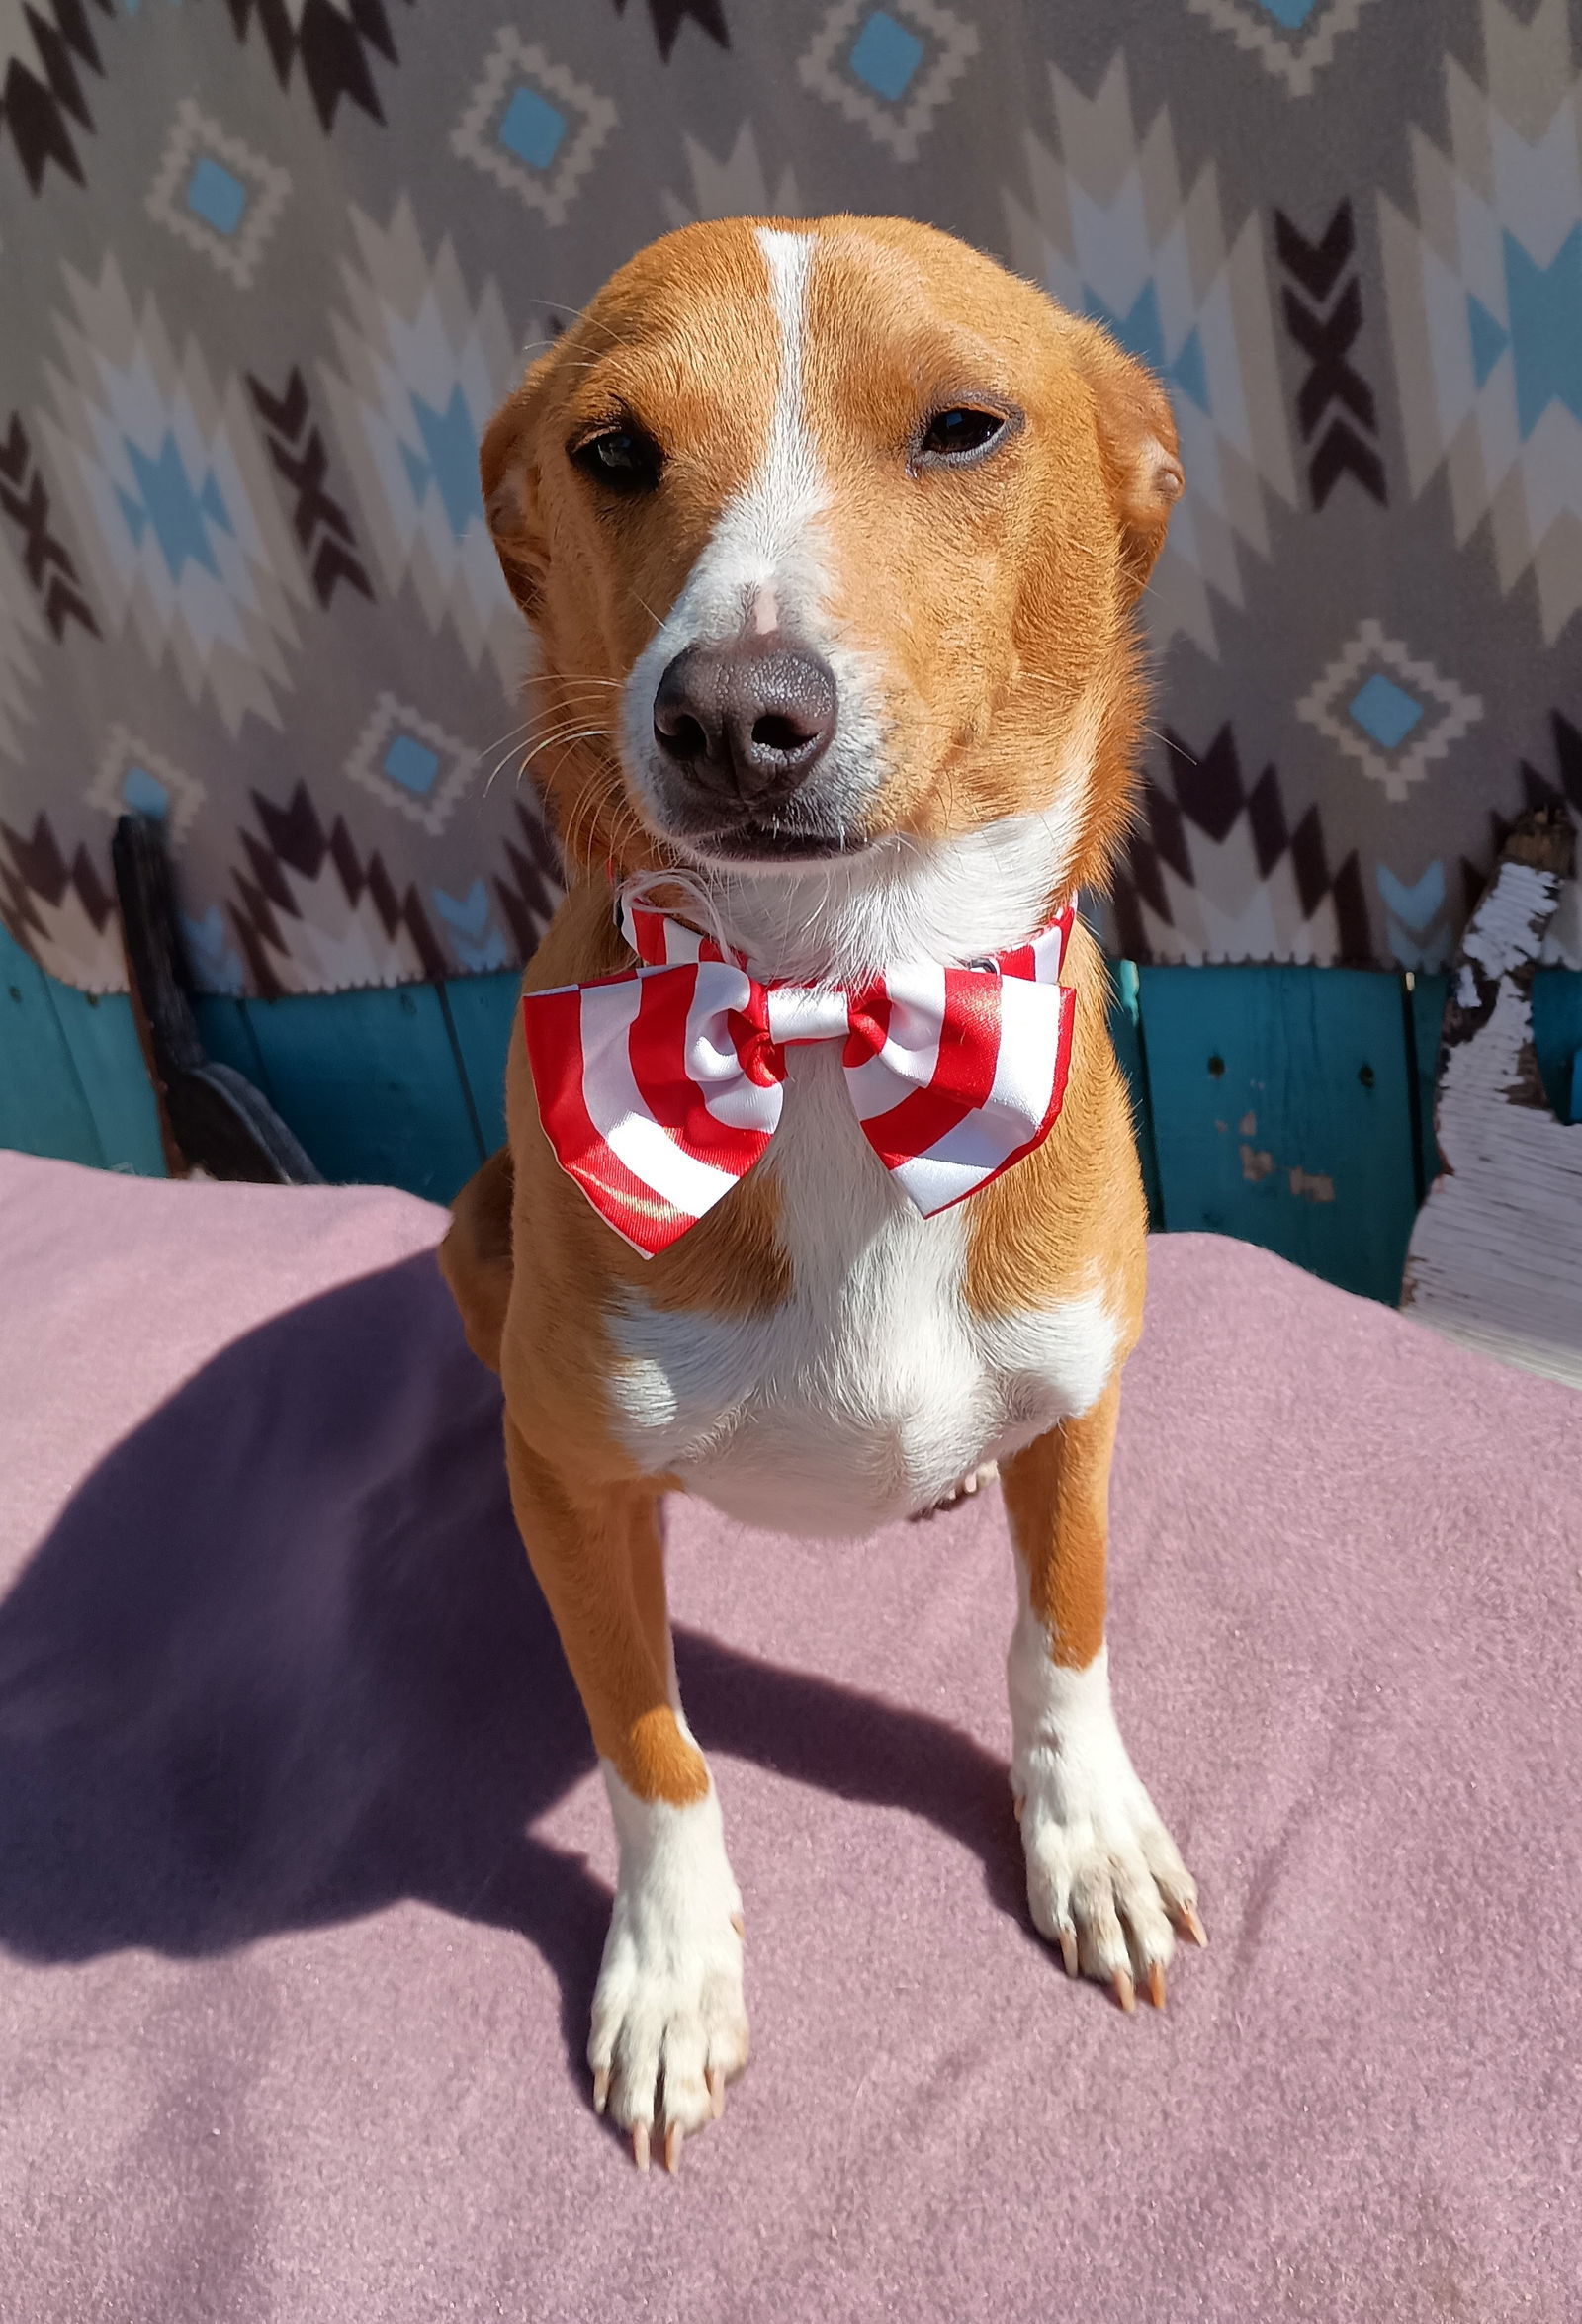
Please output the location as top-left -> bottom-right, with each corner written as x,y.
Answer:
1010,1655 -> 1204,2011
590,1779 -> 748,2171
1017,1766 -> 1203,2009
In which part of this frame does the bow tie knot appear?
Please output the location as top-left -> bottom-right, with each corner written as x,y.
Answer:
522,891 -> 1077,1257
761,981 -> 869,1050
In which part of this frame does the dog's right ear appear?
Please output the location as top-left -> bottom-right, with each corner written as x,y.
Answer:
1060,317 -> 1184,607
480,359 -> 553,624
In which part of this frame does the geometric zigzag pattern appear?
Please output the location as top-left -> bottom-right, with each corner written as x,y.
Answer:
0,0 -> 1578,993
231,781 -> 451,997
221,0 -> 410,136
0,0 -> 115,194
319,203 -> 521,684
1379,0 -> 1582,642
0,527 -> 44,769
0,808 -> 126,990
0,409 -> 100,641
38,259 -> 308,736
247,368 -> 375,609
1005,53 -> 1299,659
611,0 -> 730,65
1111,726 -> 1371,966
1274,202 -> 1388,510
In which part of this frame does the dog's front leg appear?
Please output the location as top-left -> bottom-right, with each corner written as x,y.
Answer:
504,1420 -> 747,2168
1001,1383 -> 1205,2010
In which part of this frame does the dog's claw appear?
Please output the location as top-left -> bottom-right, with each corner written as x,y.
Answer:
632,2122 -> 651,2174
730,1911 -> 746,1940
707,2066 -> 725,2119
1057,1923 -> 1079,1977
1146,1961 -> 1167,2010
1113,1968 -> 1136,2015
1181,1903 -> 1209,1948
665,2121 -> 684,2175
592,2067 -> 610,2115
912,1461 -> 998,1520
1012,1791 -> 1026,1822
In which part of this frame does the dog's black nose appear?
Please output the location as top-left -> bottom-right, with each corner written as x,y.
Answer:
652,636 -> 837,806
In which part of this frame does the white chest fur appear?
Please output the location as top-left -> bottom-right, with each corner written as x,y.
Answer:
605,1042 -> 1118,1536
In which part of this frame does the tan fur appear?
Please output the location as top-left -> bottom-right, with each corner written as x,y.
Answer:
502,1420 -> 707,1805
1001,1376 -> 1122,1672
964,917 -> 1150,1338
443,215 -> 1178,1836
481,215 -> 1177,894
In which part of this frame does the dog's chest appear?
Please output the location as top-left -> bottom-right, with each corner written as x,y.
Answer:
605,1046 -> 1117,1534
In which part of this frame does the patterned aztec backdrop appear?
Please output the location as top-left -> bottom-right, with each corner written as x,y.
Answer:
0,0 -> 1579,999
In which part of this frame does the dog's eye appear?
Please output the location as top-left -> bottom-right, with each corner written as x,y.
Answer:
916,407 -> 1011,467
571,426 -> 662,494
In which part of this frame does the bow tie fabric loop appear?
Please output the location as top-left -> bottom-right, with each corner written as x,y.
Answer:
522,896 -> 1077,1257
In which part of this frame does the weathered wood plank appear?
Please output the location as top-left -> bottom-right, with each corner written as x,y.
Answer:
1531,968 -> 1582,1124
1138,964 -> 1418,1305
239,985 -> 484,1204
1106,960 -> 1162,1229
1403,811 -> 1582,1388
0,918 -> 104,1166
191,996 -> 275,1098
442,971 -> 521,1162
1406,971 -> 1450,1190
45,984 -> 167,1176
3,929 -> 1449,1306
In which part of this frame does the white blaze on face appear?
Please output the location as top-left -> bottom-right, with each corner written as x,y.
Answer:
741,227 -> 824,614
617,226 -> 1094,975
621,229 -> 828,793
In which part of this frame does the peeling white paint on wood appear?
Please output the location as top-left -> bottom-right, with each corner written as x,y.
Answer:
1403,812 -> 1582,1390
1536,805 -> 1581,967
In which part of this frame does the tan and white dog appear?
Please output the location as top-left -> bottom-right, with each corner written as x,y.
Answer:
440,215 -> 1204,2174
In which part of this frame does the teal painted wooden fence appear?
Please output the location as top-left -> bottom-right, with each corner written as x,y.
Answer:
1,918 -> 165,1176
6,909 -> 1582,1309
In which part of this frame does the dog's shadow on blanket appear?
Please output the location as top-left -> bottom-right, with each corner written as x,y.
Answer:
0,1248 -> 1024,2077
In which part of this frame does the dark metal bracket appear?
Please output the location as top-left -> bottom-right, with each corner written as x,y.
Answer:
111,813 -> 323,1185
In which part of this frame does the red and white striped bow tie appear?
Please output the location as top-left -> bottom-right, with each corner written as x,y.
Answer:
522,891 -> 1077,1258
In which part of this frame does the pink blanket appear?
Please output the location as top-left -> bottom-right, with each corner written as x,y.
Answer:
0,1150 -> 1577,2321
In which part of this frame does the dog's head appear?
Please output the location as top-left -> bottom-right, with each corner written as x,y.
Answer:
483,216 -> 1180,917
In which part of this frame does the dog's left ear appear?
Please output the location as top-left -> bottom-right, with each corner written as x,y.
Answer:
1065,320 -> 1185,604
480,355 -> 555,625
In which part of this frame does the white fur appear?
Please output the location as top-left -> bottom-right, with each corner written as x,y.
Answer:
609,1031 -> 1119,1536
700,790 -> 1093,987
620,225 -> 889,849
588,1762 -> 748,2135
1007,1586 -> 1193,1979
584,236 -> 1185,2075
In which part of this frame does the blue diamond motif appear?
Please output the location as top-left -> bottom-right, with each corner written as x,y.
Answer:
499,86 -> 568,171
434,880 -> 509,970
118,435 -> 231,580
1348,674 -> 1424,751
1467,294 -> 1509,390
848,11 -> 924,102
1254,0 -> 1319,25
433,879 -> 492,937
185,156 -> 248,237
1169,326 -> 1208,412
121,766 -> 169,817
1503,225 -> 1582,439
383,735 -> 441,796
1376,860 -> 1446,925
1083,282 -> 1209,412
400,387 -> 485,540
182,908 -> 244,995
